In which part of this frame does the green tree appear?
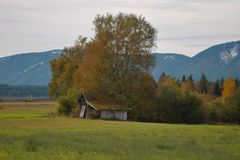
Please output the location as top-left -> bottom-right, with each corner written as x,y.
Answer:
181,74 -> 186,83
187,74 -> 194,83
199,73 -> 208,94
207,89 -> 240,123
213,79 -> 221,97
220,77 -> 224,91
235,78 -> 240,87
158,72 -> 168,84
156,79 -> 203,123
58,88 -> 79,115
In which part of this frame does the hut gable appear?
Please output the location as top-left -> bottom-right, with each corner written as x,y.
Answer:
77,94 -> 129,120
77,94 -> 97,118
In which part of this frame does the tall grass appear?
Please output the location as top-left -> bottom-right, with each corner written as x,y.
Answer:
0,102 -> 239,160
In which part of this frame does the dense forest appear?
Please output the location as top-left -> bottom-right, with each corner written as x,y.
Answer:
0,84 -> 48,98
49,13 -> 240,124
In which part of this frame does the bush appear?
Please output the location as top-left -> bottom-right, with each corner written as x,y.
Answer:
57,88 -> 79,115
207,90 -> 240,123
58,96 -> 76,115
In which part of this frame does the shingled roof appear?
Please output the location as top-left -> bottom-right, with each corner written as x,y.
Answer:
78,94 -> 130,111
89,102 -> 129,111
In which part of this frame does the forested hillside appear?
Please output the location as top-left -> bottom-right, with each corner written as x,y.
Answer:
0,50 -> 62,85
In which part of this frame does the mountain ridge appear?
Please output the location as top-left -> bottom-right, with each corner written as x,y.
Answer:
0,49 -> 62,85
0,41 -> 240,85
151,41 -> 240,81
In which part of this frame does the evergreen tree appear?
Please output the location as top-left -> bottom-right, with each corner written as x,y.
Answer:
199,73 -> 208,94
220,77 -> 224,90
187,74 -> 194,83
213,79 -> 221,96
157,72 -> 166,84
160,72 -> 166,79
235,78 -> 239,87
181,74 -> 186,83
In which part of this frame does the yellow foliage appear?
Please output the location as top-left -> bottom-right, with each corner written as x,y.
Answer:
181,80 -> 193,92
222,78 -> 237,97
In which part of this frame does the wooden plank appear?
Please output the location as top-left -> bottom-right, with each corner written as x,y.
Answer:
79,105 -> 86,118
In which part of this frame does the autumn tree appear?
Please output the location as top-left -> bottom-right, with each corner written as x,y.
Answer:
50,13 -> 157,103
208,88 -> 240,123
95,13 -> 157,100
73,13 -> 157,102
127,72 -> 157,121
48,37 -> 87,97
181,75 -> 193,92
222,77 -> 237,97
158,74 -> 179,89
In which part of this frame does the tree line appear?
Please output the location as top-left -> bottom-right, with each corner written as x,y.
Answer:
0,84 -> 48,98
153,73 -> 240,123
49,13 -> 240,124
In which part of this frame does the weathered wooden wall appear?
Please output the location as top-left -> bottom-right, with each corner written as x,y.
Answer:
100,110 -> 127,120
85,106 -> 98,118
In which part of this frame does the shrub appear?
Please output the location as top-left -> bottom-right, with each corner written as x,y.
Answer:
58,88 -> 79,115
207,90 -> 240,123
58,96 -> 76,115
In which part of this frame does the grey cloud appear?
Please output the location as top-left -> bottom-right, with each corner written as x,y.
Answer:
182,44 -> 209,48
158,34 -> 240,41
0,18 -> 26,24
168,0 -> 239,4
0,1 -> 200,12
0,0 -> 240,56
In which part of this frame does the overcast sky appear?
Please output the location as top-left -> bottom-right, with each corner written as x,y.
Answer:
0,0 -> 240,57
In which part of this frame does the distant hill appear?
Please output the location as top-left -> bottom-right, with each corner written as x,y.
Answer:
151,41 -> 240,81
151,53 -> 191,81
0,50 -> 62,85
183,41 -> 240,80
0,41 -> 240,85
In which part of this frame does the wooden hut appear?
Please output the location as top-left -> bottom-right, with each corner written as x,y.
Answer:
77,94 -> 129,120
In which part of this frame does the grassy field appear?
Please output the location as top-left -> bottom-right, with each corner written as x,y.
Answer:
0,102 -> 239,160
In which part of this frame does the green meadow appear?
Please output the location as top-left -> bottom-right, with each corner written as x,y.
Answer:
0,102 -> 239,160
